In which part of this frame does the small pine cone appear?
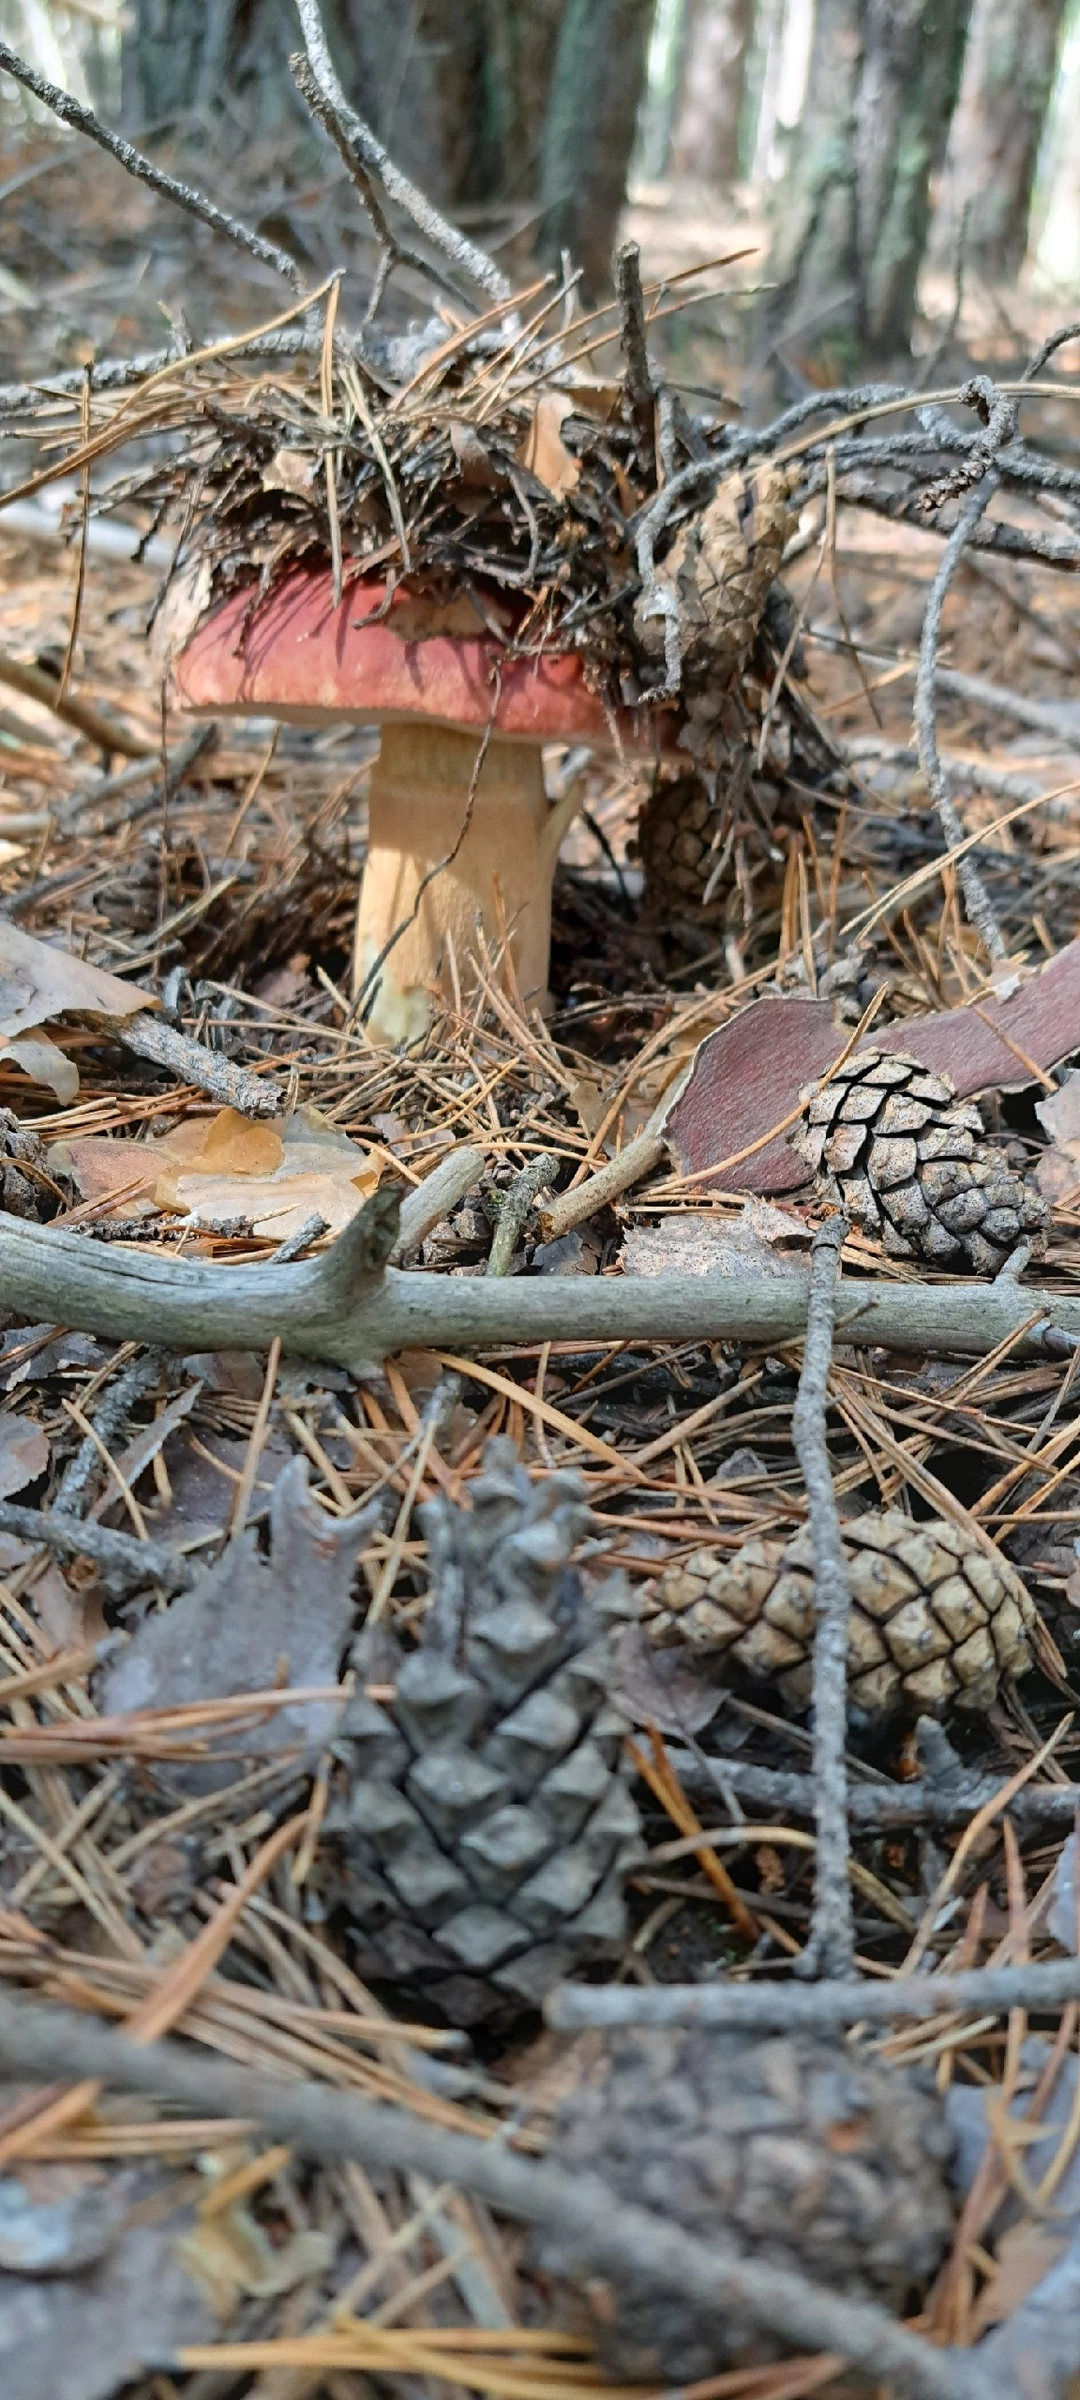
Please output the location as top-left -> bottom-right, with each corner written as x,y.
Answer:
539,2028 -> 955,2379
637,776 -> 722,915
642,1507 -> 1037,1716
325,1439 -> 641,2024
795,1049 -> 1047,1275
0,1110 -> 46,1219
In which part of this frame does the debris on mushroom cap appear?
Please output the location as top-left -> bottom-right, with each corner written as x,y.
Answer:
173,568 -> 665,752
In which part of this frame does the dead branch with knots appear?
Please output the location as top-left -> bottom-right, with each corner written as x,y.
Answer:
1,1182 -> 1080,1368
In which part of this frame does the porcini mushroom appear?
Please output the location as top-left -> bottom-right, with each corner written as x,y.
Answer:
175,565 -> 661,1047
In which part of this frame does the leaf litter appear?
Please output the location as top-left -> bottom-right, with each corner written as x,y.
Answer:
6,47 -> 1080,2400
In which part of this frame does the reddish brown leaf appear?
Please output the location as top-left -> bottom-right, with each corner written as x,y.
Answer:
663,940 -> 1080,1192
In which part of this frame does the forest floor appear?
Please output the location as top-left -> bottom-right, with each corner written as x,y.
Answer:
2,116 -> 1080,2400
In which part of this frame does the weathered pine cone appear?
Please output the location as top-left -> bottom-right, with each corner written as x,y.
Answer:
0,1111 -> 47,1219
642,1507 -> 1037,1716
795,1049 -> 1047,1275
637,774 -> 723,914
325,1439 -> 641,2023
539,2027 -> 955,2379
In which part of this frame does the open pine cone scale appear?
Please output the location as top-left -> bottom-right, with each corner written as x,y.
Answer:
795,1049 -> 1047,1274
644,1507 -> 1038,1717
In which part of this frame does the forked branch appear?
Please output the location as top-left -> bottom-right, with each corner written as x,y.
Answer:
0,1191 -> 1078,1370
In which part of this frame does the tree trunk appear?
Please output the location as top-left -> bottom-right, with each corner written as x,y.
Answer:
929,0 -> 1067,279
761,0 -> 970,368
538,0 -> 656,294
670,0 -> 756,191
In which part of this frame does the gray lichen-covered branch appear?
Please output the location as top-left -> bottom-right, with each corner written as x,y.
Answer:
0,1190 -> 1079,1369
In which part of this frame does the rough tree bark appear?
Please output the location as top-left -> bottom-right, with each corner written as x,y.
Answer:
762,0 -> 971,368
929,0 -> 1068,280
670,0 -> 756,191
537,0 -> 656,294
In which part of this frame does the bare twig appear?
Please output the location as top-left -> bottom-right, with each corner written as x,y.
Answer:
0,43 -> 305,294
913,380 -> 1017,962
0,1203 -> 1078,1370
0,648 -> 154,758
613,240 -> 656,475
289,54 -> 469,313
291,0 -> 511,305
548,1955 -> 1080,2035
662,1748 -> 1080,1830
119,1015 -> 284,1117
791,1215 -> 854,1977
0,1499 -> 190,1593
391,1145 -> 487,1261
54,1348 -> 165,1517
0,1986 -> 991,2400
536,1131 -> 665,1241
486,1154 -> 559,1276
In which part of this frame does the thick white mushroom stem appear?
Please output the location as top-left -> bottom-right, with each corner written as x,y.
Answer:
354,723 -> 571,1046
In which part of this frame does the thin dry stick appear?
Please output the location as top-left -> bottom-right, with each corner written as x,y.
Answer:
289,52 -> 466,313
0,42 -> 304,293
791,1215 -> 854,1979
547,1955 -> 1080,2035
0,1987 -> 992,2400
913,379 -> 1016,961
613,240 -> 656,473
291,0 -> 511,304
118,1013 -> 284,1116
486,1155 -> 559,1277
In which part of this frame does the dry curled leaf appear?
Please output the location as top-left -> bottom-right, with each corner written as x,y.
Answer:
519,391 -> 581,498
97,1456 -> 380,1790
0,921 -> 154,1101
53,1103 -> 379,1237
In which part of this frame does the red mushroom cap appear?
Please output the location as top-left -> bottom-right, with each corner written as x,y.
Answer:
174,566 -> 666,748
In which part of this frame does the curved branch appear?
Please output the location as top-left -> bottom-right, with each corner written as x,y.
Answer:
0,1200 -> 1078,1370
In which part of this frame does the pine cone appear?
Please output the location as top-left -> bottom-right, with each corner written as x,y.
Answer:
637,775 -> 722,915
643,1507 -> 1036,1716
326,1440 -> 641,2023
795,1050 -> 1047,1274
539,2027 -> 955,2379
0,1111 -> 47,1219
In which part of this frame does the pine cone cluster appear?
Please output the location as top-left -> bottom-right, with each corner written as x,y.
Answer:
643,1507 -> 1036,1716
539,2027 -> 955,2379
795,1050 -> 1047,1274
325,1440 -> 641,2023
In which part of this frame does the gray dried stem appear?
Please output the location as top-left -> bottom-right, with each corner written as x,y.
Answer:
289,53 -> 468,314
291,0 -> 512,306
548,1955 -> 1080,2035
486,1153 -> 559,1276
664,1747 -> 1080,1830
119,1014 -> 284,1118
613,240 -> 656,473
2,1195 -> 1080,1369
912,379 -> 1016,964
791,1216 -> 855,1978
0,1986 -> 992,2400
0,1499 -> 191,1594
0,42 -> 305,295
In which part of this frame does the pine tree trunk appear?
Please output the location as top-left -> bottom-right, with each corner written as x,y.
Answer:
538,0 -> 655,294
929,0 -> 1067,279
762,0 -> 970,367
670,0 -> 756,191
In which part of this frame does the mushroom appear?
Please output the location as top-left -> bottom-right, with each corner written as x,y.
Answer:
176,565 -> 663,1047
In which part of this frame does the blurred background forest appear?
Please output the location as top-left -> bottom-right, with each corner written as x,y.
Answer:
0,0 -> 1077,396
0,0 -> 1075,398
